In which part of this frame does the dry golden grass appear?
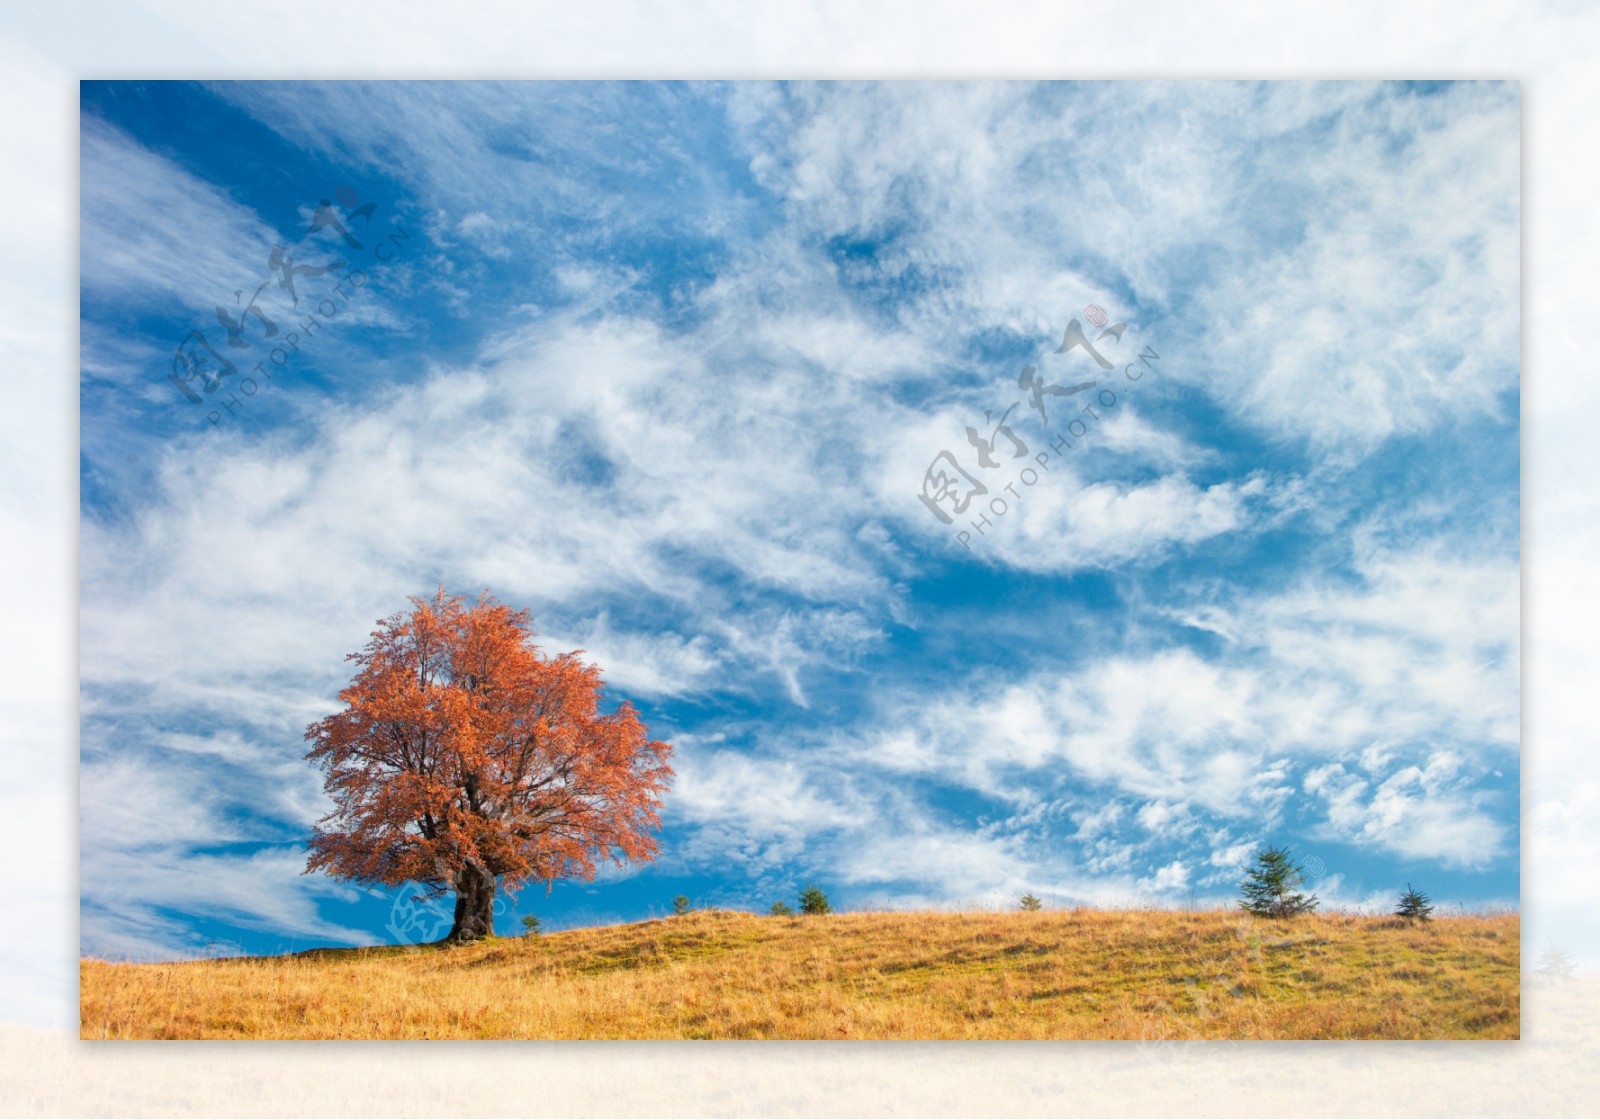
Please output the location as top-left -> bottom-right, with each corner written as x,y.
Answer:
80,907 -> 1519,1040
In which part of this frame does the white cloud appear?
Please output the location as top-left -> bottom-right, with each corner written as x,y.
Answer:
1303,751 -> 1506,868
82,847 -> 375,960
1207,839 -> 1258,873
1139,859 -> 1190,893
984,470 -> 1272,572
549,615 -> 720,699
731,81 -> 1517,457
1072,801 -> 1125,840
1198,84 -> 1519,451
664,744 -> 868,875
818,541 -> 1517,873
79,116 -> 280,316
1136,799 -> 1191,834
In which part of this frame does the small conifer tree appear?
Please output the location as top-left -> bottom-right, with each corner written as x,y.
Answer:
769,901 -> 794,916
671,895 -> 691,916
1238,844 -> 1319,919
1536,945 -> 1576,978
1019,892 -> 1043,912
1395,884 -> 1434,922
797,884 -> 832,915
520,914 -> 541,936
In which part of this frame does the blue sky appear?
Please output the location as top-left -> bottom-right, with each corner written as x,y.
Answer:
78,80 -> 1520,959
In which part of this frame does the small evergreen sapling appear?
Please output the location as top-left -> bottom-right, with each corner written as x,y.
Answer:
769,901 -> 794,916
1395,884 -> 1434,922
520,914 -> 541,937
1018,893 -> 1043,912
797,884 -> 832,915
1536,945 -> 1576,979
671,895 -> 691,916
1238,844 -> 1320,919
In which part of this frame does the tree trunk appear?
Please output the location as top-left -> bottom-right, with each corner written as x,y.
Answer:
447,859 -> 496,943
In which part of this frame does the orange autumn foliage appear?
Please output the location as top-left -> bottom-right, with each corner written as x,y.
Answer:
304,588 -> 673,940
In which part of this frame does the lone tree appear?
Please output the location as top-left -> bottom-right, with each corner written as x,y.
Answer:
1395,884 -> 1434,922
797,884 -> 832,915
1018,892 -> 1043,912
1536,945 -> 1576,979
769,901 -> 794,916
304,588 -> 673,944
1238,844 -> 1320,919
671,895 -> 691,916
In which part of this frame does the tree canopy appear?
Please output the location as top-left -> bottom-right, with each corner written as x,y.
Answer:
304,587 -> 673,941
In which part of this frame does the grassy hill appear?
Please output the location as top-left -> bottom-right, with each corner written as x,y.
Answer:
80,907 -> 1519,1040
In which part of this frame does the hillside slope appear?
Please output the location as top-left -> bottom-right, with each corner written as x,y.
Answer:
80,908 -> 1519,1039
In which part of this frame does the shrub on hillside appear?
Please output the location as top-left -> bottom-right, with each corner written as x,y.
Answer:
1395,884 -> 1434,922
1238,845 -> 1319,919
1536,945 -> 1575,979
797,885 -> 832,915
